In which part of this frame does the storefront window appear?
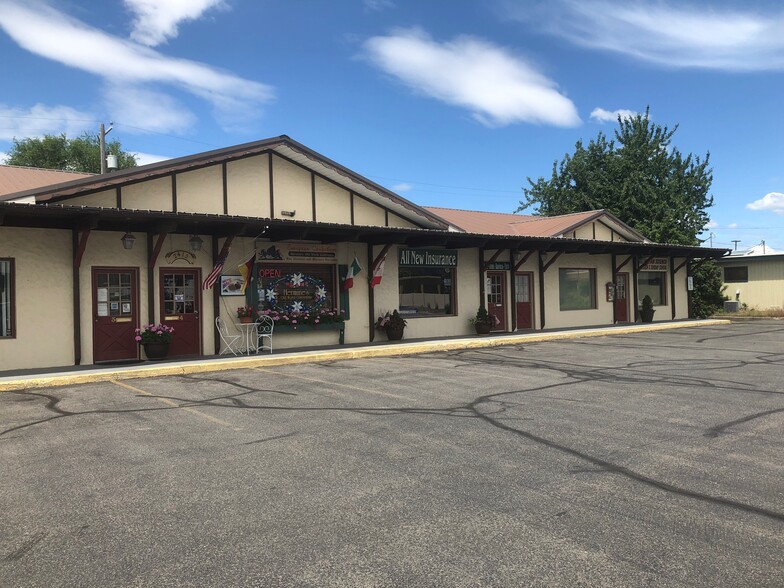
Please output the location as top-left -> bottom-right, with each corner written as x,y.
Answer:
559,268 -> 596,310
399,267 -> 455,316
637,271 -> 666,305
723,266 -> 748,283
397,248 -> 458,318
0,259 -> 14,338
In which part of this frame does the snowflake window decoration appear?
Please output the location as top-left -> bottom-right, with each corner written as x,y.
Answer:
263,272 -> 329,314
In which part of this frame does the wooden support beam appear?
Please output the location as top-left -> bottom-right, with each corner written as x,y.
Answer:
368,243 -> 375,343
538,250 -> 546,329
673,258 -> 690,273
73,229 -> 91,269
637,255 -> 656,272
542,251 -> 563,272
615,255 -> 633,274
72,230 -> 82,365
148,233 -> 167,269
486,249 -> 503,265
513,250 -> 535,272
611,253 -> 617,324
372,243 -> 393,273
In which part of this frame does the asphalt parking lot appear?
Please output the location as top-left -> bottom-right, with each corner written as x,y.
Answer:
1,321 -> 783,587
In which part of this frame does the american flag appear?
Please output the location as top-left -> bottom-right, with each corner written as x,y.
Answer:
202,236 -> 234,290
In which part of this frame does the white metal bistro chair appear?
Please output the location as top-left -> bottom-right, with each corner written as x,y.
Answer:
216,316 -> 242,356
254,315 -> 274,354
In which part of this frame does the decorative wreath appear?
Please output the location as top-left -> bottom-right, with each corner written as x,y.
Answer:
263,272 -> 328,313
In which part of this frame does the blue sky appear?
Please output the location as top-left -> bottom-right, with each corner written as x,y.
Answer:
0,0 -> 782,251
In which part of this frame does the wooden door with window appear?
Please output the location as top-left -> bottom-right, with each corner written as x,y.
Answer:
93,268 -> 139,363
615,273 -> 629,322
487,271 -> 507,332
514,272 -> 533,330
160,268 -> 202,357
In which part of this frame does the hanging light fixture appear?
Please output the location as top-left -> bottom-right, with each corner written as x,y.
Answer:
121,232 -> 136,250
188,234 -> 203,252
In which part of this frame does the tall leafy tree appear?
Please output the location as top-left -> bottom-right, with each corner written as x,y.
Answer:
519,108 -> 723,316
6,132 -> 137,173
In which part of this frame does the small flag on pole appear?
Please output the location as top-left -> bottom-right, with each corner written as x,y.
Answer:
203,236 -> 234,290
237,250 -> 256,294
343,256 -> 362,291
370,255 -> 386,288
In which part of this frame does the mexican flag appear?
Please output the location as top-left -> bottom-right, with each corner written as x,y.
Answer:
370,256 -> 386,288
343,256 -> 362,291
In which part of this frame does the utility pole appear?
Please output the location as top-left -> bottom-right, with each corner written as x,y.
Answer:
99,122 -> 113,174
731,240 -> 741,251
708,232 -> 715,247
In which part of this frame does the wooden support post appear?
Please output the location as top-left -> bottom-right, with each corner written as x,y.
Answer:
509,248 -> 517,331
538,251 -> 546,329
212,236 -> 221,353
670,257 -> 677,320
368,243 -> 375,342
611,253 -> 617,324
479,248 -> 486,309
72,230 -> 82,365
147,233 -> 155,325
632,256 -> 639,322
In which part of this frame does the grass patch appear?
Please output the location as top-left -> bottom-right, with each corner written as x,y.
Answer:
715,307 -> 784,318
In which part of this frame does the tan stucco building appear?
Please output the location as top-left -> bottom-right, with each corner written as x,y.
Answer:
0,136 -> 727,372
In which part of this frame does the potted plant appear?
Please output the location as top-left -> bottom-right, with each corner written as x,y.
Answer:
135,323 -> 175,360
470,306 -> 493,335
640,295 -> 656,323
237,305 -> 255,323
375,310 -> 407,341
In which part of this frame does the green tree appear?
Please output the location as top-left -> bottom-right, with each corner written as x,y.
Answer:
6,132 -> 137,173
520,108 -> 723,316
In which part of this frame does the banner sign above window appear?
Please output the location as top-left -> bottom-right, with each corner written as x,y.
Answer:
640,257 -> 668,271
256,243 -> 337,263
486,262 -> 511,271
399,248 -> 458,268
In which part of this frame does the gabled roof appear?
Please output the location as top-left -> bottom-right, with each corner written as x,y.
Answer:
0,136 -> 448,230
424,207 -> 650,242
0,165 -> 93,199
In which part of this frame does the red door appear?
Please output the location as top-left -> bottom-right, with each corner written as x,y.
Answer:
160,268 -> 202,357
487,271 -> 507,332
93,268 -> 139,363
514,272 -> 533,330
615,273 -> 629,322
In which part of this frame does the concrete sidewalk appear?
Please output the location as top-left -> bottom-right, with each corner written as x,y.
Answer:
0,319 -> 729,392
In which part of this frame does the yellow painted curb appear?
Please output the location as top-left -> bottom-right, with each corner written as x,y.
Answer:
0,319 -> 730,393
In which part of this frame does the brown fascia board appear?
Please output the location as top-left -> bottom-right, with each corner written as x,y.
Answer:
3,135 -> 449,229
0,201 -> 730,260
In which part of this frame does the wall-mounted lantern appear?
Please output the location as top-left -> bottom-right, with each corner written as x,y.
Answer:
188,234 -> 203,252
121,232 -> 136,250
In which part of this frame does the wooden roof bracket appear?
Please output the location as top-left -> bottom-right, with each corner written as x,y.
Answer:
614,255 -> 633,274
513,250 -> 535,272
486,249 -> 504,265
148,233 -> 168,269
542,251 -> 563,272
372,242 -> 394,273
636,255 -> 656,272
673,258 -> 690,273
73,229 -> 91,269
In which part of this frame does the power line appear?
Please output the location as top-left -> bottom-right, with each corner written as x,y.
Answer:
366,174 -> 522,194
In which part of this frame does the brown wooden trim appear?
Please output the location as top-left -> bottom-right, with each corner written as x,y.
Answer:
513,250 -> 535,272
350,191 -> 355,225
148,233 -> 168,269
171,174 -> 178,212
147,234 -> 155,325
368,243 -> 375,342
385,209 -> 389,227
538,251 -> 546,329
486,249 -> 503,265
509,249 -> 516,329
115,187 -> 122,208
637,255 -> 656,272
1,257 -> 16,340
592,222 -> 596,239
632,256 -> 639,322
670,257 -> 677,319
311,172 -> 317,221
615,255 -> 633,273
673,258 -> 689,273
73,229 -> 91,269
222,161 -> 228,215
478,248 -> 486,309
542,251 -> 563,272
268,153 -> 274,218
70,234 -> 79,360
372,243 -> 393,273
611,253 -> 617,324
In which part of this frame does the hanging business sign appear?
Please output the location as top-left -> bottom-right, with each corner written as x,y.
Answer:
485,262 -> 511,271
256,243 -> 337,263
640,257 -> 668,271
398,248 -> 458,268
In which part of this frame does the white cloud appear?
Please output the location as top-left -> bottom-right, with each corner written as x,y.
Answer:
124,0 -> 227,47
704,220 -> 718,229
132,151 -> 171,166
363,28 -> 580,127
392,182 -> 412,192
0,1 -> 274,131
103,84 -> 197,133
0,103 -> 94,141
589,107 -> 638,123
727,223 -> 738,229
747,192 -> 784,215
0,151 -> 7,164
504,0 -> 784,71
